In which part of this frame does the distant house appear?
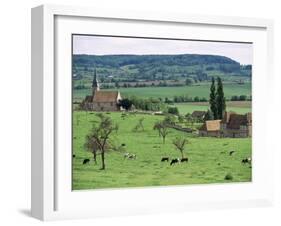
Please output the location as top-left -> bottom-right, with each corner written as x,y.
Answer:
198,120 -> 222,137
82,69 -> 122,111
191,111 -> 206,122
221,112 -> 252,138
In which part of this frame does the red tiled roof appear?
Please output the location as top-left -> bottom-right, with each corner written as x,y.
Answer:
93,91 -> 119,102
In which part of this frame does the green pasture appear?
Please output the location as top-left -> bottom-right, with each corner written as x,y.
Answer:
72,111 -> 252,190
174,102 -> 251,115
73,83 -> 251,102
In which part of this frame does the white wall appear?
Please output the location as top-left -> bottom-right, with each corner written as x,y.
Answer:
0,0 -> 280,225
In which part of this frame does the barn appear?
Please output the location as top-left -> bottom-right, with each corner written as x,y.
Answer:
198,120 -> 222,137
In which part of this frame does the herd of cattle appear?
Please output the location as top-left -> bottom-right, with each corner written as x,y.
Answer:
75,148 -> 251,168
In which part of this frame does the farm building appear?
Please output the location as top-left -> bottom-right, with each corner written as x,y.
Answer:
82,69 -> 122,111
220,112 -> 252,138
191,110 -> 206,121
198,120 -> 221,137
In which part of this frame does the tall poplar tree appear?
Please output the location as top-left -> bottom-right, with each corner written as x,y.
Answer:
216,77 -> 226,119
209,77 -> 218,119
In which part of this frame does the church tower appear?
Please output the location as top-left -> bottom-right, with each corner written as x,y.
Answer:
92,68 -> 100,96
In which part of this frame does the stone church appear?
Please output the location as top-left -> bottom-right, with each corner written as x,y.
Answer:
82,69 -> 122,111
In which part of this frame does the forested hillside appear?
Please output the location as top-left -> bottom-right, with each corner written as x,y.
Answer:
73,54 -> 252,85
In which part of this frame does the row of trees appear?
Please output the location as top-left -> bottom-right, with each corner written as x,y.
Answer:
230,95 -> 251,101
209,77 -> 226,119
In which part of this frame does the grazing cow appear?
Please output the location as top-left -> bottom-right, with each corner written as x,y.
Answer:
124,153 -> 136,160
161,157 -> 169,162
121,143 -> 126,147
170,158 -> 180,166
72,154 -> 76,158
229,150 -> 235,156
128,154 -> 137,160
241,157 -> 252,165
82,159 -> 90,164
181,157 -> 188,163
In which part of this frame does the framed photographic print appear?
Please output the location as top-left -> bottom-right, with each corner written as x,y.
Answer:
31,4 -> 274,221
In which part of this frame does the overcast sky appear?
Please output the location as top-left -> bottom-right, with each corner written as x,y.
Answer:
73,35 -> 253,65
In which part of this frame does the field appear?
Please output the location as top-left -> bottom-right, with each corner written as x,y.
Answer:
72,111 -> 252,190
73,82 -> 251,102
174,101 -> 251,114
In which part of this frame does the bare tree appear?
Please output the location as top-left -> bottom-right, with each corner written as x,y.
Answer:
153,121 -> 162,137
172,137 -> 188,159
133,117 -> 145,132
85,113 -> 118,170
84,134 -> 99,164
154,121 -> 170,144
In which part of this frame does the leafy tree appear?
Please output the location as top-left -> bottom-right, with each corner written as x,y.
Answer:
209,77 -> 218,119
204,109 -> 213,121
193,96 -> 200,102
231,95 -> 239,101
167,107 -> 179,115
85,113 -> 118,170
172,137 -> 188,159
163,115 -> 176,125
239,95 -> 247,101
118,98 -> 133,111
216,77 -> 226,119
178,115 -> 184,124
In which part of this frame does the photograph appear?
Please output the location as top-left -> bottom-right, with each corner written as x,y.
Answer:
72,34 -> 252,190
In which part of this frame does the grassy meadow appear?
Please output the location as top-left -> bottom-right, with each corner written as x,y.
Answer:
174,101 -> 251,115
73,82 -> 251,102
72,111 -> 252,190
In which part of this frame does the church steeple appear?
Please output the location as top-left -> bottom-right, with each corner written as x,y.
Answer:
92,68 -> 100,95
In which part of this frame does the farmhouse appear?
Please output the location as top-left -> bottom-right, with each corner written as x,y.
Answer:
221,112 -> 252,138
191,110 -> 206,122
198,120 -> 221,137
82,69 -> 122,111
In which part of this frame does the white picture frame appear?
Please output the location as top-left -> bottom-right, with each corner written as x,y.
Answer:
31,4 -> 274,221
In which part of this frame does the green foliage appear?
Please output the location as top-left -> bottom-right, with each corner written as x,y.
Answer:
167,106 -> 179,115
216,77 -> 226,119
204,109 -> 213,121
118,98 -> 133,111
209,77 -> 218,119
73,54 -> 251,87
224,173 -> 233,180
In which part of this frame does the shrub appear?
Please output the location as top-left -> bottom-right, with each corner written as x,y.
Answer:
224,173 -> 233,180
167,107 -> 179,115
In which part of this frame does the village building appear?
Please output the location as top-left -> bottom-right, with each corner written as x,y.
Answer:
191,110 -> 206,122
198,120 -> 222,137
82,69 -> 122,111
198,112 -> 252,138
221,112 -> 252,138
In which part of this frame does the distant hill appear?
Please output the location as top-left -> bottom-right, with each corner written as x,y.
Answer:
73,54 -> 252,83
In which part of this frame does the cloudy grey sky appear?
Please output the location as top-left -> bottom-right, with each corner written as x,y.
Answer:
73,35 -> 252,65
